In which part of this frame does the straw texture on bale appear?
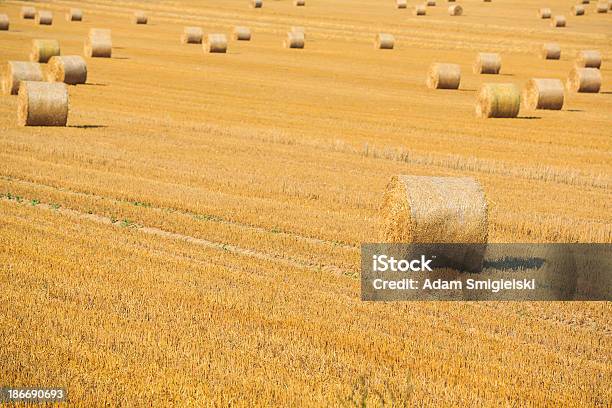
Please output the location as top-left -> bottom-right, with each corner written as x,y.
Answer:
427,63 -> 461,89
284,31 -> 305,49
566,67 -> 601,93
571,5 -> 585,15
551,15 -> 566,27
475,83 -> 520,118
17,81 -> 68,126
427,0 -> 436,5
181,27 -> 203,44
448,4 -> 463,15
414,5 -> 427,15
596,2 -> 608,12
538,8 -> 551,18
522,78 -> 564,110
251,0 -> 263,8
204,34 -> 228,53
133,11 -> 148,24
541,43 -> 561,59
2,61 -> 44,95
0,14 -> 9,31
30,39 -> 61,63
21,6 -> 36,19
379,175 -> 488,245
233,26 -> 252,41
84,29 -> 112,58
294,0 -> 305,5
473,52 -> 501,74
36,11 -> 53,25
576,50 -> 602,69
397,0 -> 407,8
66,8 -> 83,21
375,33 -> 395,49
46,56 -> 87,85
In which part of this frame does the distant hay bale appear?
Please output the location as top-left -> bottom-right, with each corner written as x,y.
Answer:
448,4 -> 463,15
133,11 -> 148,24
204,34 -> 228,53
538,8 -> 551,18
596,2 -> 608,12
427,0 -> 436,5
576,50 -> 602,69
414,5 -> 427,15
379,175 -> 488,245
181,27 -> 203,44
0,14 -> 9,30
522,78 -> 564,110
30,39 -> 61,63
427,63 -> 461,89
566,67 -> 601,92
66,8 -> 83,22
21,6 -> 36,19
581,0 -> 590,3
284,31 -> 305,49
36,10 -> 53,25
2,61 -> 44,95
46,56 -> 87,85
17,81 -> 69,126
233,26 -> 252,41
291,26 -> 305,38
294,0 -> 305,5
475,83 -> 520,118
541,43 -> 561,59
473,52 -> 501,74
375,33 -> 395,49
397,0 -> 408,8
84,29 -> 112,58
551,15 -> 566,27
571,5 -> 585,15
251,0 -> 263,8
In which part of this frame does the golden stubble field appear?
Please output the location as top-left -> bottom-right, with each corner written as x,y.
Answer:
0,0 -> 611,405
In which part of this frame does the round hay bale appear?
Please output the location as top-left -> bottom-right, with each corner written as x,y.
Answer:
427,63 -> 461,89
36,10 -> 53,25
84,29 -> 112,58
375,33 -> 395,49
538,8 -> 552,18
566,67 -> 601,93
294,0 -> 305,5
475,83 -> 520,118
46,56 -> 87,85
551,15 -> 566,27
17,81 -> 69,126
2,61 -> 44,95
397,0 -> 408,8
427,0 -> 436,5
0,14 -> 9,30
291,26 -> 305,38
541,43 -> 561,59
379,175 -> 488,245
571,5 -> 585,15
522,78 -> 564,110
21,6 -> 36,19
205,34 -> 228,53
133,11 -> 148,24
181,26 -> 203,44
596,2 -> 608,12
30,39 -> 61,63
284,31 -> 305,49
66,8 -> 83,22
414,5 -> 427,15
233,26 -> 252,41
251,0 -> 263,8
473,52 -> 501,74
576,50 -> 602,69
448,4 -> 463,15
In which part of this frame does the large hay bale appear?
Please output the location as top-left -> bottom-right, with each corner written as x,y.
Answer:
21,6 -> 36,19
46,56 -> 87,85
2,61 -> 44,95
448,4 -> 463,15
427,63 -> 461,89
541,43 -> 561,59
30,39 -> 61,63
475,83 -> 520,118
379,175 -> 488,245
294,0 -> 305,5
251,0 -> 263,8
414,5 -> 427,15
397,0 -> 408,8
522,78 -> 564,110
427,0 -> 436,5
17,81 -> 69,126
84,29 -> 112,58
0,14 -> 9,30
473,52 -> 501,74
66,8 -> 83,22
538,8 -> 552,18
375,33 -> 395,49
551,15 -> 566,27
284,31 -> 305,49
182,27 -> 203,44
133,11 -> 148,24
566,67 -> 601,92
36,10 -> 53,25
233,26 -> 252,41
571,5 -> 585,15
596,2 -> 608,12
576,50 -> 602,69
205,34 -> 228,53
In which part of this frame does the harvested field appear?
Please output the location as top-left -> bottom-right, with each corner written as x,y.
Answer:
0,0 -> 610,405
